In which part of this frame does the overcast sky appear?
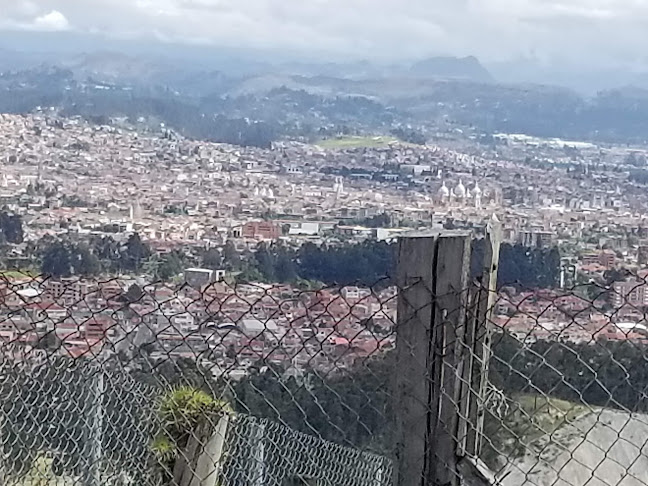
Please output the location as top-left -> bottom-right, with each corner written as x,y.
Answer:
0,0 -> 647,67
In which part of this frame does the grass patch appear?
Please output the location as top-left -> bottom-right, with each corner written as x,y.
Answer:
315,135 -> 399,149
0,270 -> 38,279
511,394 -> 589,439
482,393 -> 591,470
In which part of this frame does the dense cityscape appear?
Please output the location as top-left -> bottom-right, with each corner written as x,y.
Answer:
0,111 -> 647,375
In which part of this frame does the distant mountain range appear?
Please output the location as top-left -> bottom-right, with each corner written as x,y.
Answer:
5,30 -> 648,93
6,31 -> 648,147
0,38 -> 496,86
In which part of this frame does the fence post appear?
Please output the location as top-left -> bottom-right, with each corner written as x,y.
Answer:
462,225 -> 501,459
250,420 -> 266,486
393,229 -> 499,486
174,413 -> 231,486
84,368 -> 104,486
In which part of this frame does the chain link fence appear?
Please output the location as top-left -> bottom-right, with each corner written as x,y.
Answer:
1,232 -> 648,486
485,271 -> 648,486
0,269 -> 398,486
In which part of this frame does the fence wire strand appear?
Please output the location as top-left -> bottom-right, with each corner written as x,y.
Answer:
2,256 -> 648,486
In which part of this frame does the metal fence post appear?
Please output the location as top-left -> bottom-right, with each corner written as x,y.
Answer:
174,414 -> 231,486
393,229 -> 499,486
85,368 -> 104,486
250,420 -> 265,486
191,414 -> 231,486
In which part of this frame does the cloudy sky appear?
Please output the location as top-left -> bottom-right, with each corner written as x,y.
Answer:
0,0 -> 646,66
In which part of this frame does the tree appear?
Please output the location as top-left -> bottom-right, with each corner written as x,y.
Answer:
295,240 -> 395,286
157,252 -> 184,281
201,248 -> 222,269
356,213 -> 391,228
233,356 -> 393,452
125,283 -> 144,303
90,236 -> 121,272
275,252 -> 297,283
390,127 -> 427,145
41,241 -> 73,277
473,240 -> 561,289
124,233 -> 151,272
489,333 -> 648,414
626,152 -> 647,167
604,268 -> 630,285
0,212 -> 24,244
255,243 -> 276,281
222,240 -> 241,271
72,243 -> 100,276
41,240 -> 101,277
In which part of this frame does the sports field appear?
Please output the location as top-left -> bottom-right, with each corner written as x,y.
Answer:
316,135 -> 399,149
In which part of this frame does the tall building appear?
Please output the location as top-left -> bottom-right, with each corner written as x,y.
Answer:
612,277 -> 648,309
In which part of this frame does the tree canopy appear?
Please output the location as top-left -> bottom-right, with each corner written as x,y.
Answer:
0,211 -> 24,244
41,241 -> 100,278
233,240 -> 561,289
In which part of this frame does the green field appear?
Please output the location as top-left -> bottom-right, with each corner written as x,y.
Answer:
315,135 -> 399,149
0,269 -> 38,279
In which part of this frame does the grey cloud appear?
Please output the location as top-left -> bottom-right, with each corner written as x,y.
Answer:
1,0 -> 648,66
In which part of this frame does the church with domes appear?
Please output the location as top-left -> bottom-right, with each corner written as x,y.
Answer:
437,179 -> 487,209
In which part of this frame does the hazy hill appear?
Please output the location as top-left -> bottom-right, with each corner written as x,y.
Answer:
61,51 -> 166,84
410,56 -> 493,82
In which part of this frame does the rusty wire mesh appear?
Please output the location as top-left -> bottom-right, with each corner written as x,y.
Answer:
1,260 -> 648,486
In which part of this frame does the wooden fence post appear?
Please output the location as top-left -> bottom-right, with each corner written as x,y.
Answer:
393,228 -> 500,486
393,231 -> 436,486
462,225 -> 501,459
